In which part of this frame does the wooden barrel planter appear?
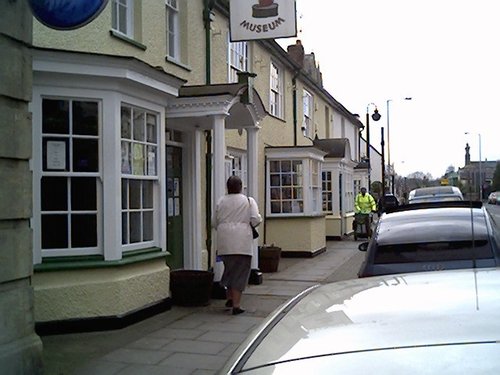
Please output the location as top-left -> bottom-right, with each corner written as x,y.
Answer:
258,246 -> 282,273
170,270 -> 214,306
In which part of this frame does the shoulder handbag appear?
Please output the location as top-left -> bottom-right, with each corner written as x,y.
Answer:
248,197 -> 259,239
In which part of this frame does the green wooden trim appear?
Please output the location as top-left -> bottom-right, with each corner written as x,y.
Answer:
109,30 -> 147,50
266,214 -> 326,220
34,247 -> 170,273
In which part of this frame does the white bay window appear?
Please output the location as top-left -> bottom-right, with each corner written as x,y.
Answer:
266,147 -> 326,217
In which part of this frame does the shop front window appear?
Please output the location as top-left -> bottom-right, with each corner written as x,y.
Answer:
121,104 -> 158,248
269,160 -> 304,214
40,98 -> 100,255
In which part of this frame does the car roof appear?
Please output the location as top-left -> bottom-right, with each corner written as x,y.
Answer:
230,268 -> 500,374
408,186 -> 463,202
410,186 -> 461,196
377,205 -> 489,244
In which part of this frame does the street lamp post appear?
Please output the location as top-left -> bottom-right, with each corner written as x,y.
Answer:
386,97 -> 412,194
479,133 -> 482,200
381,126 -> 386,209
366,103 -> 381,190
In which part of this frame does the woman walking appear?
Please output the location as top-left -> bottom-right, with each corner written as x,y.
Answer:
214,176 -> 262,315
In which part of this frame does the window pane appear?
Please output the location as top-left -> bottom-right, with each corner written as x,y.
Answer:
71,177 -> 96,211
130,212 -> 141,243
146,114 -> 157,143
270,161 -> 280,172
122,212 -> 128,244
143,211 -> 153,241
271,201 -> 281,213
73,139 -> 98,172
282,201 -> 292,213
282,174 -> 291,186
130,180 -> 141,209
118,3 -> 127,34
71,214 -> 97,247
270,174 -> 280,186
42,215 -> 68,248
281,160 -> 291,172
133,110 -> 145,141
147,146 -> 157,176
121,106 -> 131,139
121,179 -> 128,209
73,101 -> 98,136
112,0 -> 117,29
132,143 -> 144,175
271,187 -> 281,199
294,188 -> 303,199
143,180 -> 153,208
121,142 -> 131,174
43,99 -> 69,134
41,177 -> 67,211
282,188 -> 292,199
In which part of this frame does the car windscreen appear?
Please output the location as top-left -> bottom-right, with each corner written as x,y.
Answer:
374,240 -> 492,264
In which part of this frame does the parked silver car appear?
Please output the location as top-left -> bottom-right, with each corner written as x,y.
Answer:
408,186 -> 463,203
358,201 -> 500,277
220,268 -> 500,374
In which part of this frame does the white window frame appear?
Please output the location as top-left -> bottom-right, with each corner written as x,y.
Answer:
270,61 -> 283,118
120,104 -> 159,252
166,0 -> 179,60
36,97 -> 103,258
345,173 -> 354,213
228,38 -> 248,83
322,171 -> 333,214
266,148 -> 325,217
302,89 -> 313,138
112,0 -> 134,38
225,148 -> 248,195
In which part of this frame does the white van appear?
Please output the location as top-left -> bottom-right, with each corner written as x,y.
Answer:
408,186 -> 463,203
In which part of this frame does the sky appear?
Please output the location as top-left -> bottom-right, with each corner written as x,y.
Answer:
278,0 -> 500,179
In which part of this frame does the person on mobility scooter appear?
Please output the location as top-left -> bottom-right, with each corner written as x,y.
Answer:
353,187 -> 377,240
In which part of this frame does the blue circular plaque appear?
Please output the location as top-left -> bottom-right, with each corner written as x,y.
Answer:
29,0 -> 109,30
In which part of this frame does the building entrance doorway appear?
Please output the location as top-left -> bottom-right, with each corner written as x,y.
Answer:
166,145 -> 183,269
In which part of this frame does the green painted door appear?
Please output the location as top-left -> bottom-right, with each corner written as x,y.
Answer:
166,146 -> 183,270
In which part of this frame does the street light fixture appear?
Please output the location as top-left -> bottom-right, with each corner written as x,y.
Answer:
465,132 -> 483,200
386,97 -> 412,194
366,103 -> 381,189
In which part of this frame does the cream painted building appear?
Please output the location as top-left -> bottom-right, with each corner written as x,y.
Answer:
30,0 -> 368,330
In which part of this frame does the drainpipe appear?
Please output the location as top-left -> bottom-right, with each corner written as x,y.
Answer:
292,71 -> 299,146
204,0 -> 215,263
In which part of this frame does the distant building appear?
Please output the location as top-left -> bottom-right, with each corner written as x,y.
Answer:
458,143 -> 497,199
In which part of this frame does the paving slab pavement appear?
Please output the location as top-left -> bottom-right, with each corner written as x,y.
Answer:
41,239 -> 364,375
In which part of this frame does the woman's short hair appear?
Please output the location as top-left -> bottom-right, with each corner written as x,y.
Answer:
227,175 -> 242,194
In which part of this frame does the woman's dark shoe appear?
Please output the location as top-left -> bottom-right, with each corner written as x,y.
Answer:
232,307 -> 245,315
225,299 -> 233,308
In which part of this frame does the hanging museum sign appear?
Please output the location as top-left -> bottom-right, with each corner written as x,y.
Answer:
230,0 -> 297,41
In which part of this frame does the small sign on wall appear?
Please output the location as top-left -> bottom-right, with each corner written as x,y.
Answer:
230,0 -> 297,42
